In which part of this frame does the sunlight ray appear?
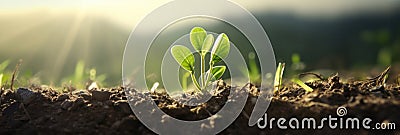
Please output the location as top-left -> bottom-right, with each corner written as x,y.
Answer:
51,8 -> 87,81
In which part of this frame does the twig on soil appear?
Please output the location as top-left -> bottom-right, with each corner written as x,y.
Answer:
364,66 -> 390,87
10,59 -> 22,91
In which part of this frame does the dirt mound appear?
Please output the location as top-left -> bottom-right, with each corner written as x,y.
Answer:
1,87 -> 150,134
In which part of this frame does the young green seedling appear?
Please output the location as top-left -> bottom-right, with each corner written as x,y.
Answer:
171,27 -> 230,91
274,62 -> 285,92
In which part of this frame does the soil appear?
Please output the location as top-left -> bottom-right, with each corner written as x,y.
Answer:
1,68 -> 400,134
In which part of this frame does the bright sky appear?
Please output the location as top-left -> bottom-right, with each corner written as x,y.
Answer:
1,0 -> 399,28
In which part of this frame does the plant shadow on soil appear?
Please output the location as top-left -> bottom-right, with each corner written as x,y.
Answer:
1,68 -> 400,134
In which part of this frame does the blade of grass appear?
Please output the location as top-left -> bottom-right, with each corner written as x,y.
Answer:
11,60 -> 22,91
274,63 -> 285,92
292,77 -> 313,92
248,52 -> 260,84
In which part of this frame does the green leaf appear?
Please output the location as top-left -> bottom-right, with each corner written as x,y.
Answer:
210,33 -> 230,64
201,34 -> 214,55
190,27 -> 207,52
208,66 -> 226,81
171,45 -> 195,72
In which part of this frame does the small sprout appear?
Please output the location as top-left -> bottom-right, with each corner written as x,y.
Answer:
62,61 -> 107,89
274,62 -> 285,92
88,68 -> 106,89
150,82 -> 159,93
171,27 -> 230,91
248,52 -> 260,84
292,77 -> 313,92
87,82 -> 98,90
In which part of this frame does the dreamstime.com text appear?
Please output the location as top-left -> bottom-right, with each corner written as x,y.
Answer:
257,107 -> 396,130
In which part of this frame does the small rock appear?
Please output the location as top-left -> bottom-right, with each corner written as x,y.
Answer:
61,100 -> 73,110
57,94 -> 69,102
72,90 -> 91,100
70,98 -> 85,110
91,90 -> 111,101
81,94 -> 91,100
75,97 -> 85,106
17,88 -> 36,104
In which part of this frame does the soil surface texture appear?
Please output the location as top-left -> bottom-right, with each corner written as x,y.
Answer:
1,69 -> 400,134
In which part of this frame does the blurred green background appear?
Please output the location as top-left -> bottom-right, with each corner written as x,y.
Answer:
0,0 -> 399,87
